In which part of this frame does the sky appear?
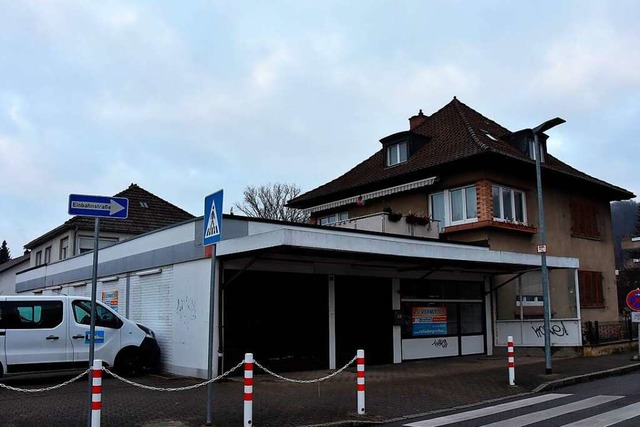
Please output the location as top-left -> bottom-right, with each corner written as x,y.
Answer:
1,0 -> 639,255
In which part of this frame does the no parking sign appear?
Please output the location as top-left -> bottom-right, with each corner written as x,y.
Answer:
626,289 -> 640,312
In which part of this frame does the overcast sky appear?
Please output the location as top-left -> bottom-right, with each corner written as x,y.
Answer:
1,0 -> 638,255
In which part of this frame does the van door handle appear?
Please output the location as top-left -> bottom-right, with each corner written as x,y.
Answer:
46,335 -> 60,340
72,334 -> 85,339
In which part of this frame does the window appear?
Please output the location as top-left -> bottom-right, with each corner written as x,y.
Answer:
318,212 -> 348,226
44,246 -> 51,264
386,142 -> 408,166
60,237 -> 69,260
35,251 -> 42,266
0,301 -> 63,329
492,185 -> 526,222
579,270 -> 604,307
73,300 -> 122,329
430,185 -> 477,230
528,140 -> 545,162
77,236 -> 118,254
571,201 -> 600,239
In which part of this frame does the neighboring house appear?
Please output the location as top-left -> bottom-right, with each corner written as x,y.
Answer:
0,252 -> 30,295
24,183 -> 195,269
288,97 -> 634,336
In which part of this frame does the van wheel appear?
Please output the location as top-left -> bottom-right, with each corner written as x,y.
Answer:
115,349 -> 143,377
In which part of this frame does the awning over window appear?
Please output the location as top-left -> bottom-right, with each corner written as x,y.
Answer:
303,176 -> 438,215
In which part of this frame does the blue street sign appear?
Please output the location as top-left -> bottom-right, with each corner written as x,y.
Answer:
203,190 -> 223,246
68,194 -> 129,219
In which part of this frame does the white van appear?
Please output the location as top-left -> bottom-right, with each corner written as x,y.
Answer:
0,295 -> 160,377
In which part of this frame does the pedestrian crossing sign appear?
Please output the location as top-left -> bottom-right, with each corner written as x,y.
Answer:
203,189 -> 223,246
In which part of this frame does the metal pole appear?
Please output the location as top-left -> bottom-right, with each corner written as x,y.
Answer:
205,245 -> 217,426
534,132 -> 552,375
88,217 -> 100,426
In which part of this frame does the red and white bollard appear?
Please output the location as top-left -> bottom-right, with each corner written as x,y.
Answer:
507,336 -> 515,386
244,353 -> 253,427
91,359 -> 103,427
356,349 -> 365,415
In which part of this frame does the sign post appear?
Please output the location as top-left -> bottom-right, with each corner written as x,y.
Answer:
68,194 -> 128,427
625,289 -> 640,360
203,190 -> 223,426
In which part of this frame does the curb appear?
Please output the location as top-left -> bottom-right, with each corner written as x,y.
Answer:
532,362 -> 640,393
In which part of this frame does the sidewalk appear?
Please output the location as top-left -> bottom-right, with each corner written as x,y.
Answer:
222,350 -> 640,427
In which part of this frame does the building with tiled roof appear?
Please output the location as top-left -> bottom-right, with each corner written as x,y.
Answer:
24,183 -> 195,269
289,97 -> 635,329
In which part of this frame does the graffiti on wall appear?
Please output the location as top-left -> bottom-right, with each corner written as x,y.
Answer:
531,321 -> 569,338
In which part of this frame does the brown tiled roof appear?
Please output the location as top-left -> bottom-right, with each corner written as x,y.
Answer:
288,97 -> 634,208
25,184 -> 195,249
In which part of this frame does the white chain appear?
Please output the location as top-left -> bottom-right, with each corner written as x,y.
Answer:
0,368 -> 91,393
253,354 -> 358,384
102,360 -> 244,392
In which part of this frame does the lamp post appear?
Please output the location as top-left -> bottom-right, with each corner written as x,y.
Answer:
530,117 -> 565,375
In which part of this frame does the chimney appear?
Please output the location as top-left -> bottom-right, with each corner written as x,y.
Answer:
409,109 -> 428,130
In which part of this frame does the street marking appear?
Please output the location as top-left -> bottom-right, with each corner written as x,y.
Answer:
560,401 -> 640,427
403,393 -> 570,426
480,395 -> 623,427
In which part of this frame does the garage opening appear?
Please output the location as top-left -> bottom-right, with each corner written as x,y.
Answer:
223,270 -> 329,372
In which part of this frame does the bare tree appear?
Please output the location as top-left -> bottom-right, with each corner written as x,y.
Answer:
234,183 -> 309,222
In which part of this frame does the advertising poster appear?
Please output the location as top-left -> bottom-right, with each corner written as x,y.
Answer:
102,290 -> 119,312
412,306 -> 447,336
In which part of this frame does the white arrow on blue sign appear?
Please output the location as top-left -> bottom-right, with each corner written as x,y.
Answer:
203,189 -> 223,246
68,194 -> 129,219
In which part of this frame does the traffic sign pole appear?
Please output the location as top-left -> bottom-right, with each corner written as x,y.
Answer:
203,189 -> 223,426
68,193 -> 128,427
625,289 -> 640,360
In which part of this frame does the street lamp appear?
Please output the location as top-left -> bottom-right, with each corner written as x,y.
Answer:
529,117 -> 565,375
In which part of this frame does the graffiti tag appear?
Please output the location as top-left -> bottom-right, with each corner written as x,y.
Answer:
432,339 -> 448,349
531,321 -> 569,338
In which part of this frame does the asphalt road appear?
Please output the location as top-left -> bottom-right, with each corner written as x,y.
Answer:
379,372 -> 640,427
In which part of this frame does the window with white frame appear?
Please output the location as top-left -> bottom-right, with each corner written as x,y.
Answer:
492,185 -> 526,223
77,236 -> 118,254
318,212 -> 349,226
429,185 -> 477,230
59,237 -> 69,260
386,142 -> 408,166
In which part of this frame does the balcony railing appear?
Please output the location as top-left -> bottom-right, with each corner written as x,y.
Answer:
330,212 -> 440,239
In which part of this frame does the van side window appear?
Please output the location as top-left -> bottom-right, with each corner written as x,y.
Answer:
72,300 -> 122,329
0,301 -> 63,329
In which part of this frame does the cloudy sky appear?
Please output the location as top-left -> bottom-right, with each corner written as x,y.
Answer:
1,0 -> 638,255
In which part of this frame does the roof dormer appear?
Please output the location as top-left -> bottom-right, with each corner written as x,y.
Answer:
380,111 -> 431,169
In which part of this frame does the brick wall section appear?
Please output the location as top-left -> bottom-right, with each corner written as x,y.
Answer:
476,180 -> 493,221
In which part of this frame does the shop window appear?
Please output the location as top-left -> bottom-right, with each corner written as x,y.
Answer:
571,201 -> 600,239
430,185 -> 477,230
579,270 -> 604,308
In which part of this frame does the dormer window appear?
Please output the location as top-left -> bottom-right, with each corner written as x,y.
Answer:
528,140 -> 545,162
386,142 -> 408,166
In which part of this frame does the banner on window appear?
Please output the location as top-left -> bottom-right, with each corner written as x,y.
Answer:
412,306 -> 447,336
102,291 -> 119,312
